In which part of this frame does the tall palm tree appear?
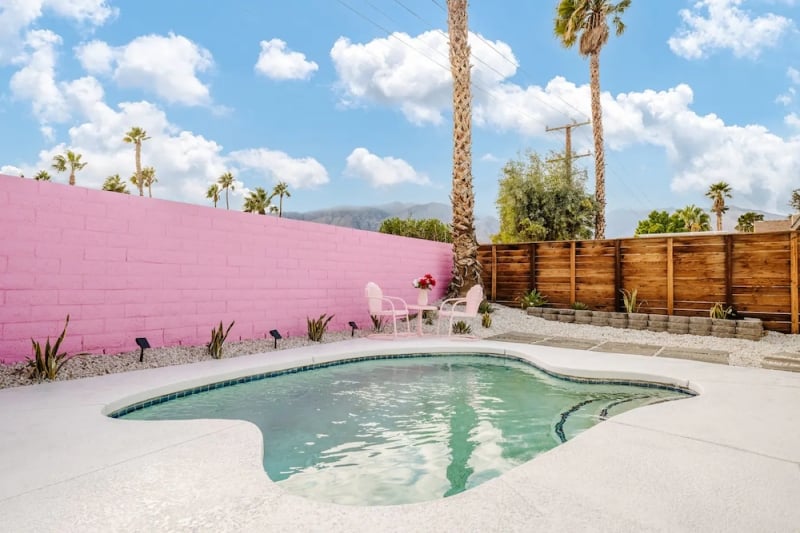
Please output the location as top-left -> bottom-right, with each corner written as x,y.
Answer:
51,150 -> 87,186
447,0 -> 481,297
790,189 -> 800,212
218,171 -> 236,210
206,183 -> 221,208
102,174 -> 130,194
705,181 -> 732,231
34,170 -> 51,181
676,204 -> 711,232
271,181 -> 291,217
243,187 -> 271,214
141,166 -> 157,198
735,212 -> 763,233
123,127 -> 150,196
555,0 -> 631,239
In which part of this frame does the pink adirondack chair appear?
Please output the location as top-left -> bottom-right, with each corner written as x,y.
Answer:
436,284 -> 484,336
365,282 -> 411,338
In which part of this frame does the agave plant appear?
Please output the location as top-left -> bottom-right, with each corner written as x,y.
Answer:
208,320 -> 235,359
709,303 -> 734,320
370,314 -> 386,333
452,320 -> 472,335
481,311 -> 492,328
518,289 -> 547,309
307,314 -> 334,342
27,315 -> 71,381
620,288 -> 643,313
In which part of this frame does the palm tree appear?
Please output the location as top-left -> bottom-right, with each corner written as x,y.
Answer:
676,204 -> 711,232
218,172 -> 236,210
141,166 -> 157,197
51,150 -> 87,186
206,183 -> 221,208
102,174 -> 130,194
243,187 -> 271,214
735,212 -> 764,233
34,170 -> 51,181
555,0 -> 631,239
446,0 -> 481,297
705,181 -> 732,231
123,127 -> 150,196
271,181 -> 291,217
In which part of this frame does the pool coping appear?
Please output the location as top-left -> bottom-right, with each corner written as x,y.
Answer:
1,338 -> 799,531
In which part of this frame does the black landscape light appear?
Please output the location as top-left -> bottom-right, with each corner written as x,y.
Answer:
135,337 -> 150,363
348,321 -> 358,337
269,329 -> 282,349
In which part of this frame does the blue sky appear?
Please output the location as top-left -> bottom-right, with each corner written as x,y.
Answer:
1,0 -> 799,226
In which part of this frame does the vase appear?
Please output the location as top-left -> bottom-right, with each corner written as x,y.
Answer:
417,289 -> 429,306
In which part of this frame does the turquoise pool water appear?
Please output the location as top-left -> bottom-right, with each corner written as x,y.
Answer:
121,355 -> 691,505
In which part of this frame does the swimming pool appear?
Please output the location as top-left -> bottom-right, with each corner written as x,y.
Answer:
118,354 -> 692,505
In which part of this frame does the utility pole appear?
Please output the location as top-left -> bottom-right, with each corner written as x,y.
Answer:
546,120 -> 591,179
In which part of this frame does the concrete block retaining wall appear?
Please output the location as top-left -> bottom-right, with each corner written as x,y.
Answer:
0,176 -> 454,363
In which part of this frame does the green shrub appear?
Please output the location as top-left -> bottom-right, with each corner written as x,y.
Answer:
27,315 -> 71,382
370,314 -> 386,333
424,310 -> 437,326
481,311 -> 492,328
208,321 -> 235,359
621,288 -> 643,313
478,299 -> 494,314
571,301 -> 590,310
308,314 -> 334,341
518,289 -> 547,309
452,320 -> 472,335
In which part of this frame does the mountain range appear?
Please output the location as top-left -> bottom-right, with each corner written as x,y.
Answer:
284,202 -> 787,243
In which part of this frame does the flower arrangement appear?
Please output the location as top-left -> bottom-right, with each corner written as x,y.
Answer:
413,273 -> 436,290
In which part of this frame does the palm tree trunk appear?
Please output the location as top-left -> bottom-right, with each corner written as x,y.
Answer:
589,51 -> 606,239
135,143 -> 143,196
69,171 -> 75,186
148,183 -> 152,198
716,211 -> 723,232
447,0 -> 481,297
225,188 -> 230,210
279,195 -> 283,217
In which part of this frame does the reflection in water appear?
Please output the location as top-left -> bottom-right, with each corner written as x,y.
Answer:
122,356 -> 691,505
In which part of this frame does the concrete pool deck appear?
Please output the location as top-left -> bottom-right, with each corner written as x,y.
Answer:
1,338 -> 799,532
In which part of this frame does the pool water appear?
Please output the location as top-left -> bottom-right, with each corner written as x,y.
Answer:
121,355 -> 690,505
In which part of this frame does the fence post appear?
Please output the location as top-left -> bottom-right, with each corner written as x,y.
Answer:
791,232 -> 798,334
614,240 -> 622,312
725,234 -> 733,308
570,241 -> 576,304
491,245 -> 497,302
667,237 -> 674,315
529,242 -> 536,292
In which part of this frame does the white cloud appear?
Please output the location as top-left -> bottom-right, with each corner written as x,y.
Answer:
668,0 -> 792,59
344,148 -> 429,187
255,39 -> 318,80
229,149 -> 329,189
480,153 -> 501,163
75,39 -> 114,74
1,165 -> 23,176
786,112 -> 800,129
10,30 -> 69,135
75,33 -> 214,106
330,30 -> 517,125
789,67 -> 800,85
0,0 -> 116,64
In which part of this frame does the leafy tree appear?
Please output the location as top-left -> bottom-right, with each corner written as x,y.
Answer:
206,183 -> 220,208
555,0 -> 630,239
735,211 -> 764,233
705,181 -> 732,231
447,0 -> 481,296
676,204 -> 711,232
218,171 -> 236,210
243,187 -> 271,214
123,127 -> 150,196
790,189 -> 800,212
634,210 -> 687,236
130,166 -> 157,198
34,170 -> 51,181
271,181 -> 291,217
102,174 -> 130,194
379,217 -> 453,243
51,150 -> 87,186
492,150 -> 596,243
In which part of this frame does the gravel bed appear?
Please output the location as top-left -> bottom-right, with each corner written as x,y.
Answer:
3,304 -> 799,390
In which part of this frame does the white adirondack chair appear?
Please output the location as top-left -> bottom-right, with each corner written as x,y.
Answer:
365,282 -> 410,338
437,285 -> 484,336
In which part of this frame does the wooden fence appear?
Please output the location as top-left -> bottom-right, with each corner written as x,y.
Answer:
478,231 -> 800,333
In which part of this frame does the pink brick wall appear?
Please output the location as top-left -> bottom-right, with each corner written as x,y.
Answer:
0,176 -> 454,363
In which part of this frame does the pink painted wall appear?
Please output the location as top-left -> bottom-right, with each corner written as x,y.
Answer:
0,175 -> 453,363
